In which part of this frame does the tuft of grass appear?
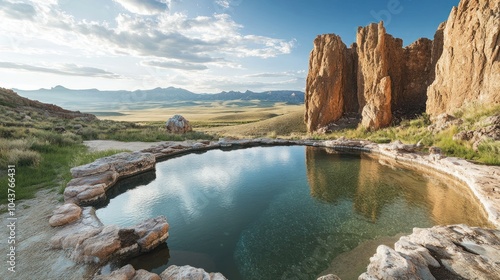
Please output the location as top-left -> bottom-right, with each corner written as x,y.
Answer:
476,140 -> 500,165
7,149 -> 41,167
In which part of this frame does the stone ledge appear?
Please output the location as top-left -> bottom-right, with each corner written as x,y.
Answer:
359,225 -> 500,280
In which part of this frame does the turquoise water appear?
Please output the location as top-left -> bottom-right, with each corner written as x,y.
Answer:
96,146 -> 489,280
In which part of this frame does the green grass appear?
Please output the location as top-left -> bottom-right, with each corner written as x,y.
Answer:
317,110 -> 499,165
0,144 -> 87,202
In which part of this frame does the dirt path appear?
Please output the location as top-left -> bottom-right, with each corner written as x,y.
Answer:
0,189 -> 97,280
83,140 -> 164,152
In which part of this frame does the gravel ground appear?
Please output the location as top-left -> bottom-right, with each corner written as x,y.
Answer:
0,141 -> 161,279
0,189 -> 98,280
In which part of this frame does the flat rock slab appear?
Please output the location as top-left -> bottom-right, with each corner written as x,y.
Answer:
360,225 -> 500,280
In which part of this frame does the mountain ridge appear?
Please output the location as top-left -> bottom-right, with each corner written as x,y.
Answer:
15,86 -> 304,103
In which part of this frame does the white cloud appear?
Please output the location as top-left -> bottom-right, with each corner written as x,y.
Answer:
113,0 -> 169,15
0,0 -> 300,91
0,0 -> 36,20
141,59 -> 208,71
215,0 -> 231,9
0,62 -> 121,78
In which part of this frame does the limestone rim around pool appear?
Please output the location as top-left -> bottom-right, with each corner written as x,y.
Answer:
50,138 -> 500,277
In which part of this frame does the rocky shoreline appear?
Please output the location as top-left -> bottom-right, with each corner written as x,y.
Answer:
46,138 -> 500,279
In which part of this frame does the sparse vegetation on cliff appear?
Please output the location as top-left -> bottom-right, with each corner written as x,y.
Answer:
316,105 -> 500,165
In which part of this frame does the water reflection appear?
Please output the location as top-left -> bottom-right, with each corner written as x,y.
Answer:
97,146 -> 490,280
305,146 -> 490,226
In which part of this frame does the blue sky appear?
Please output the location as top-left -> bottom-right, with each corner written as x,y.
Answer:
0,0 -> 459,93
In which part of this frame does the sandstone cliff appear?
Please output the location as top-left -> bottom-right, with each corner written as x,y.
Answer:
305,22 -> 438,132
427,0 -> 500,117
305,35 -> 357,131
305,0 -> 500,132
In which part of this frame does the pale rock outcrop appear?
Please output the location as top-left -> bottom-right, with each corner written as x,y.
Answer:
51,213 -> 169,264
160,265 -> 227,280
49,203 -> 82,227
316,274 -> 341,280
65,152 -> 155,205
360,225 -> 500,279
427,0 -> 500,117
165,115 -> 192,134
93,265 -> 225,280
453,114 -> 500,150
427,113 -> 463,133
93,264 -> 160,280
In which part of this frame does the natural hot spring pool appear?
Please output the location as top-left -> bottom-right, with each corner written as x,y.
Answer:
96,146 -> 490,279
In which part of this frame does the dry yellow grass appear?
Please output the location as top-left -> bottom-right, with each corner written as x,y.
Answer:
203,108 -> 306,138
98,103 -> 303,124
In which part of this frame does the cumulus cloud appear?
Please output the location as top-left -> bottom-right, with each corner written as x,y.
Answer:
0,62 -> 121,78
15,3 -> 295,64
113,0 -> 169,15
0,0 -> 299,90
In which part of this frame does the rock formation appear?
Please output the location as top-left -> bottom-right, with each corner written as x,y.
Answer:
305,35 -> 357,131
305,22 -> 440,132
357,22 -> 400,129
305,0 -> 499,132
427,0 -> 500,117
165,115 -> 192,134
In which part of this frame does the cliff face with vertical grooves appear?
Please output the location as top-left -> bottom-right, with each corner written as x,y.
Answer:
356,22 -> 402,130
426,0 -> 500,117
304,35 -> 358,131
305,0 -> 500,132
305,22 -> 439,132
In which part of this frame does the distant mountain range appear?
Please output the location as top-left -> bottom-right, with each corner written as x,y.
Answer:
14,86 -> 305,112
